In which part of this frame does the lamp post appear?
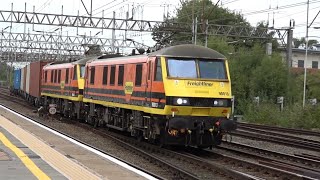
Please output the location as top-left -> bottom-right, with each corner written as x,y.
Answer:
302,0 -> 320,107
303,0 -> 309,108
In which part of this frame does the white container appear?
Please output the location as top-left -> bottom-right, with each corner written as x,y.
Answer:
20,67 -> 25,91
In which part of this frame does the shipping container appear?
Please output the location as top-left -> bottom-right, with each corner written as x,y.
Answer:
13,69 -> 21,90
20,67 -> 25,91
29,61 -> 49,100
26,64 -> 30,94
23,66 -> 27,92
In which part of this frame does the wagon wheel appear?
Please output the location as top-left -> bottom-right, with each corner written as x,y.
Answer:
93,118 -> 99,128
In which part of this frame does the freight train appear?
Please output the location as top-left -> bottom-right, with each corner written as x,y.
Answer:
12,44 -> 236,148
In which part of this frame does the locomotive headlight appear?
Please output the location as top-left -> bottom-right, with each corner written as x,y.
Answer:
173,97 -> 190,105
177,98 -> 183,105
213,99 -> 229,107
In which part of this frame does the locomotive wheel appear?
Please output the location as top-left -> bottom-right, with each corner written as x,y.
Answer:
136,131 -> 143,142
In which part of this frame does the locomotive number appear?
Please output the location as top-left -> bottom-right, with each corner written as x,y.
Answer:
219,92 -> 230,96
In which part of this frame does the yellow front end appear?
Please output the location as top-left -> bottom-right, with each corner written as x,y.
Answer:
76,65 -> 85,100
160,56 -> 232,118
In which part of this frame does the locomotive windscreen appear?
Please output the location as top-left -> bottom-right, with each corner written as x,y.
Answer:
80,65 -> 85,78
167,58 -> 227,80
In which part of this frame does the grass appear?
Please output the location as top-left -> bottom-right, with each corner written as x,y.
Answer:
242,103 -> 320,130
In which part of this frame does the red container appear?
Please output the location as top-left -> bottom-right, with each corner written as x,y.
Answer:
29,61 -> 49,98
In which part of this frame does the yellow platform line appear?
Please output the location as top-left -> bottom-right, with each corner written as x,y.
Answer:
0,115 -> 101,180
0,132 -> 50,180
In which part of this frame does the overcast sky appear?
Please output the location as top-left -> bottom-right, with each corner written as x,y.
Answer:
1,0 -> 319,47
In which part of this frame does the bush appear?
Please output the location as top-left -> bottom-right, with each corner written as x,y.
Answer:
243,102 -> 320,130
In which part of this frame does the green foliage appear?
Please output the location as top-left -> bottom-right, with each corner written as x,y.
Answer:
292,37 -> 318,48
304,72 -> 320,100
152,0 -> 252,46
244,103 -> 320,129
251,54 -> 288,100
0,62 -> 14,86
228,44 -> 266,102
0,62 -> 8,81
206,36 -> 234,56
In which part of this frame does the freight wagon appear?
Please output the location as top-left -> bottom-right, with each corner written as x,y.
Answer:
13,69 -> 21,95
18,61 -> 49,105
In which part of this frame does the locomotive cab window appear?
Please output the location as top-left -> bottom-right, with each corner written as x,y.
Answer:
154,58 -> 162,81
73,66 -> 77,80
199,60 -> 226,79
167,59 -> 197,78
90,67 -> 95,84
80,65 -> 85,78
135,64 -> 142,86
110,66 -> 116,85
167,58 -> 227,80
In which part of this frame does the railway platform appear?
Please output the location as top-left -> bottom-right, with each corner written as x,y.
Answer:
0,126 -> 66,180
0,105 -> 154,180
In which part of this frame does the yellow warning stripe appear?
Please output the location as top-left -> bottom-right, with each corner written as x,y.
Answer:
0,132 -> 50,180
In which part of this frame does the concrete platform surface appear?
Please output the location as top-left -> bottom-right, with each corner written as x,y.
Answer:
0,105 -> 153,180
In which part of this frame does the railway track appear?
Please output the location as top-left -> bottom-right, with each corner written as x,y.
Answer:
0,89 -> 32,108
184,148 -> 320,180
219,141 -> 320,178
238,122 -> 320,137
92,126 -> 319,179
231,129 -> 320,152
77,123 -> 257,179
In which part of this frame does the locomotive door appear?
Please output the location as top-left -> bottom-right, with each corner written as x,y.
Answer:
84,66 -> 89,95
145,59 -> 154,107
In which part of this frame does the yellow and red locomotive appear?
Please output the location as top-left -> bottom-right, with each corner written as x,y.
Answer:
40,44 -> 236,148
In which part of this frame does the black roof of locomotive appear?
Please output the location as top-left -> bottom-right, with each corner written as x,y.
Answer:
149,44 -> 226,59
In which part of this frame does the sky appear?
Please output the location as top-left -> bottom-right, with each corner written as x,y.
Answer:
0,0 -> 319,48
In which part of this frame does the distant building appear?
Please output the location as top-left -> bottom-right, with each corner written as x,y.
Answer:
280,47 -> 320,69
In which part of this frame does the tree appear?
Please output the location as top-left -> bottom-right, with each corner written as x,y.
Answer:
0,62 -> 8,81
292,37 -> 318,48
152,0 -> 251,46
206,36 -> 234,56
228,45 -> 266,101
251,54 -> 288,100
